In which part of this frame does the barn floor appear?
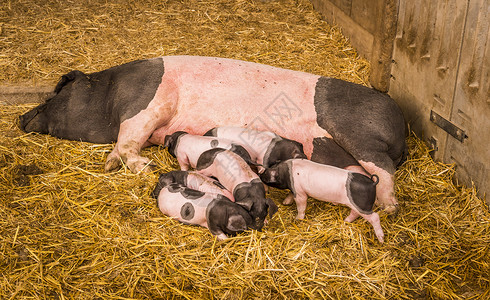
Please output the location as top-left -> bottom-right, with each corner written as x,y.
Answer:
1,0 -> 489,299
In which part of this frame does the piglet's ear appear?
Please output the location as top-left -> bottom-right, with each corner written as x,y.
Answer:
227,215 -> 247,232
163,135 -> 172,148
266,198 -> 278,218
237,198 -> 254,211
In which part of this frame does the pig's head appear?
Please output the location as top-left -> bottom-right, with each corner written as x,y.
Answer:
163,131 -> 188,157
206,195 -> 254,238
19,70 -> 118,143
264,138 -> 306,168
259,160 -> 292,190
233,179 -> 278,230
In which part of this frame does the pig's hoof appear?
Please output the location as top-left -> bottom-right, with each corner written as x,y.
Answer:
104,157 -> 122,172
127,157 -> 156,173
382,204 -> 399,215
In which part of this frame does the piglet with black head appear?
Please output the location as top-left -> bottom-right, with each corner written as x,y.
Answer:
260,159 -> 384,243
153,183 -> 253,240
163,131 -> 254,171
204,126 -> 306,170
196,148 -> 278,230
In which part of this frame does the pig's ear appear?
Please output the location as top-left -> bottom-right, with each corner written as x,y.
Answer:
237,198 -> 254,211
266,198 -> 278,218
163,134 -> 172,148
226,215 -> 247,232
292,148 -> 307,159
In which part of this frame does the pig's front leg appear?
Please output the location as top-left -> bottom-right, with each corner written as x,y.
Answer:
177,155 -> 191,171
105,79 -> 178,173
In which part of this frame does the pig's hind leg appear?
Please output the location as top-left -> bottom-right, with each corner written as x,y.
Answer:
361,211 -> 384,243
345,209 -> 384,243
293,193 -> 308,220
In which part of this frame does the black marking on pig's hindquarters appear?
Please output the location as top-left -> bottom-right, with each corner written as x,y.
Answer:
345,173 -> 377,214
151,171 -> 189,199
313,77 -> 406,172
203,128 -> 217,137
195,148 -> 227,170
263,137 -> 306,169
164,131 -> 187,157
166,183 -> 205,200
229,144 -> 254,165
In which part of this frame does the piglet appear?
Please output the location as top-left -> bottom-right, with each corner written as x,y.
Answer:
164,131 -> 253,170
204,126 -> 306,169
152,170 -> 234,201
153,183 -> 253,240
259,159 -> 384,243
196,148 -> 278,230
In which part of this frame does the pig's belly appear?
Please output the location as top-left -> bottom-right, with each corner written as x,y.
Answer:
151,56 -> 332,157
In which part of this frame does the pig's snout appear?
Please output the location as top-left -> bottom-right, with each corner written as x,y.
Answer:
19,108 -> 40,132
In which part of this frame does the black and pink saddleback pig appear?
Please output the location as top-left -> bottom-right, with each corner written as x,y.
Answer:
19,56 -> 406,213
259,159 -> 384,243
204,126 -> 306,170
152,170 -> 234,201
163,131 -> 253,171
196,148 -> 278,230
153,184 -> 253,240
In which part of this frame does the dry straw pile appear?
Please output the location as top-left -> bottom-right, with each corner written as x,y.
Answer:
1,0 -> 488,299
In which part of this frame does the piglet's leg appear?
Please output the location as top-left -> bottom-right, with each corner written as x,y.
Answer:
294,193 -> 308,220
105,79 -> 178,173
282,192 -> 295,205
360,211 -> 384,243
215,233 -> 228,241
344,210 -> 360,222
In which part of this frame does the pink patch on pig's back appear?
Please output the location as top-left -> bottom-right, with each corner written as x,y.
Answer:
151,56 -> 332,157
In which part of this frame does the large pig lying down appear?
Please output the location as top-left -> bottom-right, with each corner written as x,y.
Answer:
260,159 -> 384,243
153,184 -> 253,240
18,56 -> 406,213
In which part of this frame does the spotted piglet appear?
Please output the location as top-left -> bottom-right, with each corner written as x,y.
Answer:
151,170 -> 234,201
196,148 -> 278,230
164,131 -> 254,171
259,159 -> 384,243
204,126 -> 306,170
153,183 -> 253,240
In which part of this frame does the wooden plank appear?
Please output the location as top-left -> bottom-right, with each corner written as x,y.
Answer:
310,0 -> 374,69
0,84 -> 53,105
445,0 -> 489,200
389,0 -> 468,162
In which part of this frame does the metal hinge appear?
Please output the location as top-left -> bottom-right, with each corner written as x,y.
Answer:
430,110 -> 468,142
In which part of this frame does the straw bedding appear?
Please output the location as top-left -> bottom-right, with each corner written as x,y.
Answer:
1,0 -> 488,299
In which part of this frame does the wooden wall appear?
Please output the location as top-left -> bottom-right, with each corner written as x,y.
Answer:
311,0 -> 489,201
